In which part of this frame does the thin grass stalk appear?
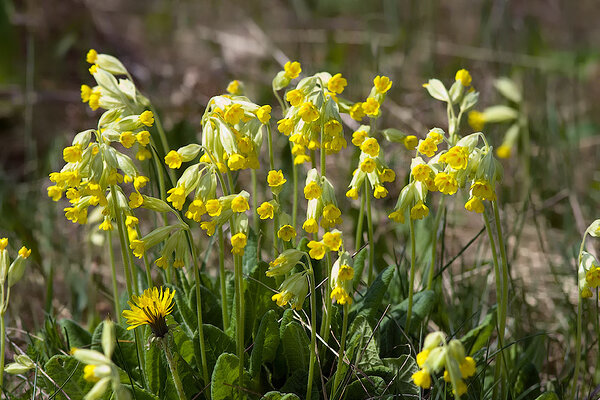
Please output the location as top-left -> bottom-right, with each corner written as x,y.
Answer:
234,254 -> 245,397
306,264 -> 318,400
218,228 -> 229,332
186,231 -> 210,393
354,191 -> 366,250
331,303 -> 349,400
107,230 -> 121,323
427,196 -> 445,290
483,209 -> 504,400
406,217 -> 416,331
365,184 -> 375,285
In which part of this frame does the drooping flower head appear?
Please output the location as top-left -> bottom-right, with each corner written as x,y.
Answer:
122,287 -> 175,338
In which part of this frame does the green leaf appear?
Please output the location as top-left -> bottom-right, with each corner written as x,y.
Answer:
534,393 -> 559,400
381,356 -> 419,395
342,376 -> 387,399
43,355 -> 96,399
250,310 -> 280,377
60,319 -> 91,350
92,322 -> 137,372
262,391 -> 301,400
211,353 -> 251,400
172,328 -> 195,365
351,266 -> 395,322
196,324 -> 236,375
189,282 -> 223,329
167,283 -> 196,337
145,340 -> 166,397
164,336 -> 202,399
352,247 -> 367,288
242,228 -> 259,275
461,307 -> 496,355
125,384 -> 161,400
281,321 -> 310,372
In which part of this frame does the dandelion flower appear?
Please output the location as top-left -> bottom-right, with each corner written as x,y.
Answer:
122,287 -> 175,337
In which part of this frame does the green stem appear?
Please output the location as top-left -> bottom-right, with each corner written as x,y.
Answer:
483,209 -> 503,400
572,296 -> 582,400
306,266 -> 318,400
234,254 -> 245,397
291,145 -> 299,234
107,230 -> 121,323
162,338 -> 186,400
331,303 -> 349,399
141,253 -> 153,289
406,218 -> 416,332
493,201 -> 509,398
251,170 -> 259,234
365,184 -> 375,285
319,253 -> 333,343
427,196 -> 445,290
187,231 -> 210,392
218,228 -> 229,332
266,124 -> 275,170
0,312 -> 5,391
273,89 -> 286,114
111,186 -> 133,298
355,191 -> 366,250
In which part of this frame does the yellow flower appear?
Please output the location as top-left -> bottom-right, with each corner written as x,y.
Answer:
322,204 -> 341,223
362,97 -> 380,117
0,238 -> 7,251
434,172 -> 458,195
360,158 -> 376,173
166,186 -> 186,210
373,75 -> 392,94
201,221 -> 217,236
412,164 -> 432,182
349,102 -> 365,121
471,180 -> 496,201
231,233 -> 247,256
427,129 -> 444,144
303,218 -> 319,234
257,202 -> 275,220
86,49 -> 98,64
277,118 -> 294,136
455,69 -> 472,87
410,201 -> 429,220
345,188 -> 358,200
304,181 -> 322,200
231,195 -> 249,213
47,185 -> 63,201
136,130 -> 151,146
256,105 -> 272,124
206,199 -> 223,217
465,196 -> 484,213
136,147 -> 152,161
322,231 -> 342,251
330,286 -> 353,304
440,146 -> 469,170
134,176 -> 149,191
496,144 -> 511,159
129,192 -> 144,209
119,131 -> 136,148
416,349 -> 430,367
226,80 -> 242,95
227,154 -> 246,170
307,241 -> 328,260
360,137 -> 380,157
122,287 -> 175,337
298,102 -> 319,123
468,110 -> 485,131
373,185 -> 388,199
129,240 -> 145,258
18,246 -> 31,259
380,168 -> 396,183
404,135 -> 418,150
286,89 -> 304,107
412,369 -> 431,389
139,111 -> 154,127
324,120 -> 342,136
352,130 -> 368,147
267,170 -> 287,189
284,61 -> 301,79
327,73 -> 347,94
63,145 -> 83,164
99,218 -> 113,231
338,264 -> 354,281
224,104 -> 244,125
459,356 -> 476,378
277,225 -> 297,241
125,215 -> 139,228
418,138 -> 438,157
80,85 -> 92,103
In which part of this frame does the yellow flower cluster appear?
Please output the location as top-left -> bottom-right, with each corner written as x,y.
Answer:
412,332 -> 476,397
277,71 -> 348,164
330,252 -> 354,305
301,169 -> 342,233
349,75 -> 392,122
389,128 -> 502,223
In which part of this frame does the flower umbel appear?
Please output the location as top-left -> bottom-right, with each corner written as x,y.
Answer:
122,287 -> 175,337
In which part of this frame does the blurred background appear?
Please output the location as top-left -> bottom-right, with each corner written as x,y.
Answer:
1,0 -> 600,387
